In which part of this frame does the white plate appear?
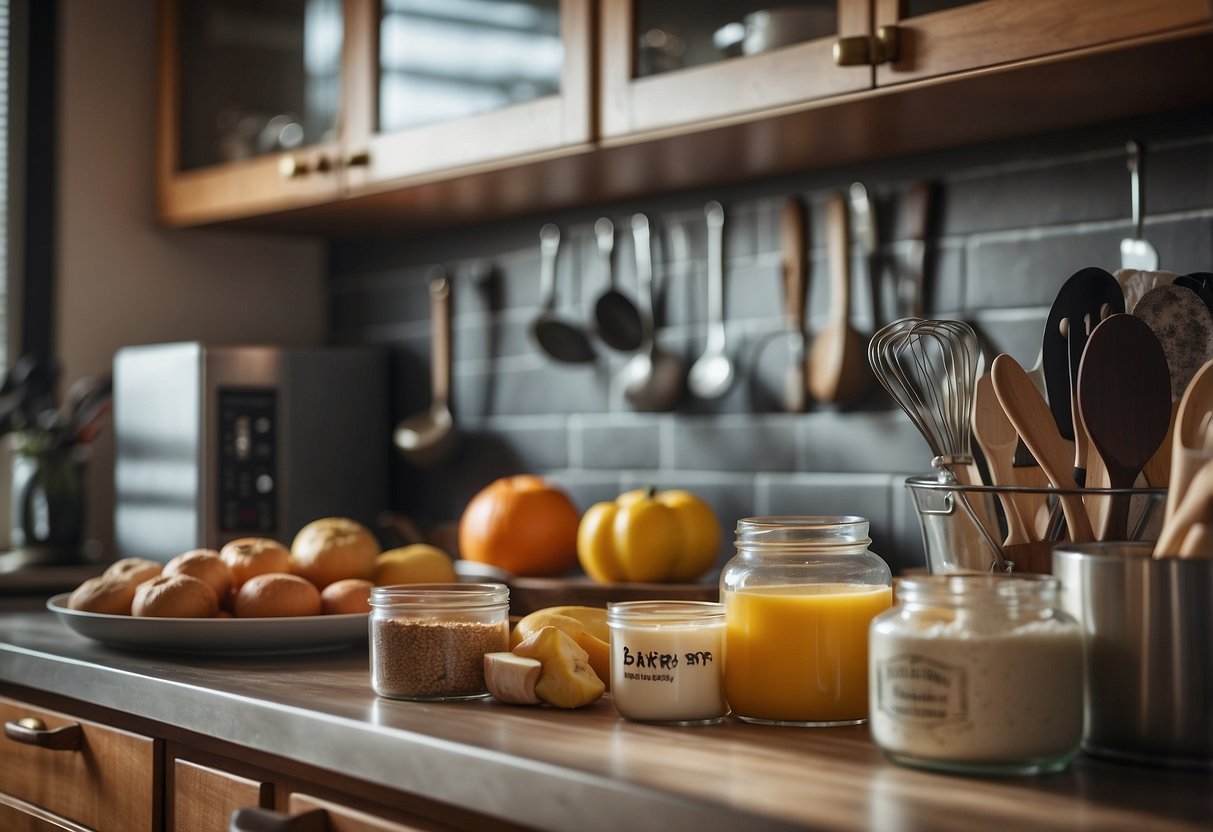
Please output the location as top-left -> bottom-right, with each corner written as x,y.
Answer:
47,593 -> 368,655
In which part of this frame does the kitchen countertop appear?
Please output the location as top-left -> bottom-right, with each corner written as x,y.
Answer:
1,610 -> 1210,831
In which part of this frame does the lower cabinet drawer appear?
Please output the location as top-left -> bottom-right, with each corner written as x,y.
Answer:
0,695 -> 156,832
172,758 -> 272,831
288,793 -> 437,832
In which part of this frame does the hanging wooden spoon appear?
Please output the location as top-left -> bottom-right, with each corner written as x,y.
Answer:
1076,314 -> 1171,541
991,354 -> 1094,543
808,192 -> 869,404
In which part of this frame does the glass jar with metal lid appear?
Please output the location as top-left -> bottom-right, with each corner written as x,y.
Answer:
369,583 -> 509,701
721,516 -> 891,727
868,574 -> 1083,776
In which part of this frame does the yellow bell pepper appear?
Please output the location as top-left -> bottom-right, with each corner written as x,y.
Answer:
577,487 -> 720,583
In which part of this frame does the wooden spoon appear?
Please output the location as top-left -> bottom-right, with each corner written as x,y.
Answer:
1164,358 -> 1213,524
808,192 -> 869,404
781,196 -> 808,412
1155,459 -> 1213,556
972,373 -> 1039,545
1179,522 -> 1213,558
991,354 -> 1094,542
1076,314 -> 1171,541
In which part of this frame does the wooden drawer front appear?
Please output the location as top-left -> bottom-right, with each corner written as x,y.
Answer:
172,759 -> 271,832
0,696 -> 155,832
0,791 -> 94,831
289,793 -> 437,832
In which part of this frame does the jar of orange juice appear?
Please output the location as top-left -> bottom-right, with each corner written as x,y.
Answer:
721,517 -> 891,727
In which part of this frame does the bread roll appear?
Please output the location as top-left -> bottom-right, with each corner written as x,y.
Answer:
290,517 -> 379,589
104,557 -> 162,587
164,549 -> 232,601
220,538 -> 291,589
320,578 -> 373,615
68,575 -> 138,615
234,573 -> 322,618
132,574 -> 219,618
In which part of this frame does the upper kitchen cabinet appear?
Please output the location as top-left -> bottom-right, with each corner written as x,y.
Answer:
342,0 -> 593,191
157,0 -> 349,227
157,0 -> 593,228
872,0 -> 1213,85
599,0 -> 871,139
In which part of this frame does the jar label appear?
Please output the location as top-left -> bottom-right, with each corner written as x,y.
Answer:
875,653 -> 967,726
620,643 -> 715,684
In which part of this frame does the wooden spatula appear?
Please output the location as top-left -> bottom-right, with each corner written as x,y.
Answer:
1077,314 -> 1171,541
1041,268 -> 1125,486
991,354 -> 1094,543
972,373 -> 1043,545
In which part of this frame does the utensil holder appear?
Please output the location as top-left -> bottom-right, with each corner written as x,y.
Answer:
1053,543 -> 1212,770
905,476 -> 1165,574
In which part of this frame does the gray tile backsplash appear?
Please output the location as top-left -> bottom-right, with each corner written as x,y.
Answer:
330,108 -> 1213,575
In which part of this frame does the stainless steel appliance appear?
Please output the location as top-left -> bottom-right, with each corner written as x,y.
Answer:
113,343 -> 388,561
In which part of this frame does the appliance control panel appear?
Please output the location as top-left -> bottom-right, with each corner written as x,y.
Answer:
218,388 -> 277,533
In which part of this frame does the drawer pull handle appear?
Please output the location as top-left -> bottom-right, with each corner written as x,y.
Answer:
230,807 -> 327,832
4,717 -> 83,750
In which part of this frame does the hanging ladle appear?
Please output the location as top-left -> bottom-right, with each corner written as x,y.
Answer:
394,266 -> 457,466
591,217 -> 643,352
530,223 -> 596,363
688,201 -> 735,400
621,213 -> 684,411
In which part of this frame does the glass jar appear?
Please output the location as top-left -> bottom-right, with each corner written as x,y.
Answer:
369,583 -> 509,701
721,517 -> 891,727
869,574 -> 1083,776
607,600 -> 728,725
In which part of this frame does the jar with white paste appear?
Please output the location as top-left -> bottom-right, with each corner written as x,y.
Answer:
607,600 -> 728,725
869,574 -> 1083,776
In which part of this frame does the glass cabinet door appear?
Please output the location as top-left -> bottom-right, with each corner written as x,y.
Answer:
600,0 -> 870,139
378,0 -> 562,133
345,0 -> 592,188
158,0 -> 345,226
175,0 -> 343,171
874,0 -> 1213,86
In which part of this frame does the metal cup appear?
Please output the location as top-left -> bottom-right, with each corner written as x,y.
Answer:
1053,543 -> 1213,769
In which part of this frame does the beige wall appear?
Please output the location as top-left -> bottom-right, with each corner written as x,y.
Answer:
55,0 -> 326,554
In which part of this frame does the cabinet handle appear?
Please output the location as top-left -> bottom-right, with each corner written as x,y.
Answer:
230,807 -> 327,832
4,716 -> 83,750
834,26 -> 900,66
278,155 -> 311,179
344,149 -> 370,168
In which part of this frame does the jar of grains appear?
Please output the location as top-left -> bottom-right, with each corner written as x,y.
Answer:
868,574 -> 1083,776
370,583 -> 509,701
607,600 -> 729,725
721,517 -> 892,727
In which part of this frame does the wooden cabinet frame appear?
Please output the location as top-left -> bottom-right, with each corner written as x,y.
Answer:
342,0 -> 594,193
155,0 -> 350,228
874,0 -> 1213,85
599,0 -> 872,139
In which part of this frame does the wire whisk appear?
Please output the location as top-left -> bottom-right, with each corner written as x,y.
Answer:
870,317 -> 1010,572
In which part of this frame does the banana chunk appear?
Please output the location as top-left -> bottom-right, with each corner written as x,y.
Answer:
513,626 -> 605,709
484,652 -> 543,705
